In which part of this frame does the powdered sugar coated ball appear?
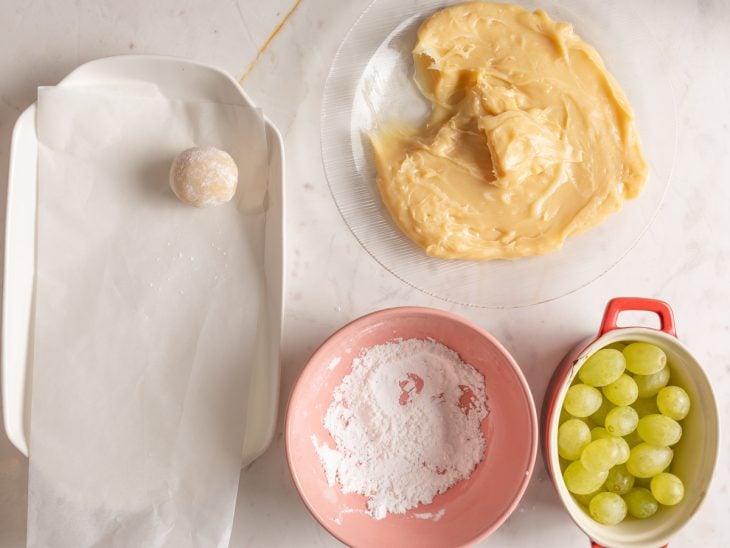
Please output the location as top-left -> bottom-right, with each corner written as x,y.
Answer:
169,146 -> 238,207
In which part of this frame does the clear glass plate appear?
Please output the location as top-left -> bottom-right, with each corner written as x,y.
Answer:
321,0 -> 675,308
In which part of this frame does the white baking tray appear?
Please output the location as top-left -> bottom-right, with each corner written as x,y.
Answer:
1,55 -> 284,468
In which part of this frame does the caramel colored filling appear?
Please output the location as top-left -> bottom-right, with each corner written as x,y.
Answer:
371,2 -> 647,260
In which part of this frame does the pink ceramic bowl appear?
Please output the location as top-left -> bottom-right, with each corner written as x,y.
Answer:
285,307 -> 538,547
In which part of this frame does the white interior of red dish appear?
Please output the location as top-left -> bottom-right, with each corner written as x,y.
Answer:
548,329 -> 719,548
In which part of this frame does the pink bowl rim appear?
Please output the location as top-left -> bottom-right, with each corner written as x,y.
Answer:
284,306 -> 539,547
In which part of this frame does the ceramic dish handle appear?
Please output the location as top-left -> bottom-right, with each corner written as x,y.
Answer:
599,297 -> 676,337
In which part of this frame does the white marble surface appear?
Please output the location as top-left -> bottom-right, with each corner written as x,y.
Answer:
1,0 -> 728,546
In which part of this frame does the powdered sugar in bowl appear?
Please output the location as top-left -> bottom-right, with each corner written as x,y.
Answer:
285,307 -> 538,547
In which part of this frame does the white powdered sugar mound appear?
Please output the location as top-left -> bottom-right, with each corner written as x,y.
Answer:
312,338 -> 489,520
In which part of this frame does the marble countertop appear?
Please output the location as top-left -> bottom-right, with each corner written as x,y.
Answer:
0,0 -> 728,546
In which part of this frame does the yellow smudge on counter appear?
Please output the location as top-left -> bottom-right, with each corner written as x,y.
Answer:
239,0 -> 303,83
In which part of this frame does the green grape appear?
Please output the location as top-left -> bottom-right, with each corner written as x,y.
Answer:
590,397 -> 615,426
589,492 -> 627,525
563,461 -> 609,495
604,464 -> 635,495
591,427 -> 611,441
613,436 -> 630,464
624,487 -> 659,519
558,419 -> 592,460
637,414 -> 682,446
650,472 -> 685,506
623,430 -> 643,448
588,429 -> 629,462
634,366 -> 670,398
579,349 -> 626,387
626,443 -> 673,478
603,374 -> 639,406
633,397 -> 660,418
573,487 -> 604,507
623,342 -> 667,375
603,342 -> 628,352
564,384 -> 603,418
581,438 -> 620,472
605,406 -> 639,436
657,386 -> 691,420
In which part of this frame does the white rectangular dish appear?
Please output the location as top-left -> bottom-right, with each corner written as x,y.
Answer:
1,55 -> 285,468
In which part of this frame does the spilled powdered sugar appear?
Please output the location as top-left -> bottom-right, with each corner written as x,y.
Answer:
312,338 -> 488,520
414,508 -> 447,521
327,356 -> 341,371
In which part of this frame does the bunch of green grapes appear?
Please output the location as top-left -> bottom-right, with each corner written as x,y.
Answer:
559,342 -> 690,525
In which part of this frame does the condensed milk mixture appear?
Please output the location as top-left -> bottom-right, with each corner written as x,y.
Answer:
371,2 -> 648,260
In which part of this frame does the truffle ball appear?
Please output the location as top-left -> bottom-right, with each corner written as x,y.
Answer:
169,146 -> 238,207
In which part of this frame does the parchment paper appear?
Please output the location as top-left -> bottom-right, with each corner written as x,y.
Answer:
28,85 -> 268,547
